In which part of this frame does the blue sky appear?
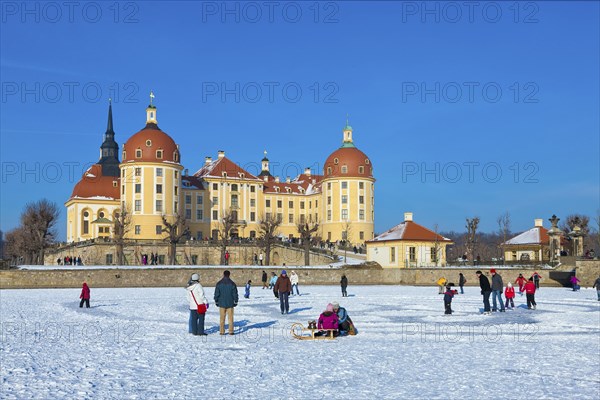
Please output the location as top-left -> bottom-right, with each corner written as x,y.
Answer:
1,1 -> 599,240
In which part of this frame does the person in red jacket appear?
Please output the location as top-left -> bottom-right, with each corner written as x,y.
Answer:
504,282 -> 516,309
524,278 -> 537,310
515,274 -> 527,295
79,282 -> 90,308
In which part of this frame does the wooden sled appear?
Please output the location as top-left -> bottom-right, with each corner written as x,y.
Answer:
291,323 -> 337,340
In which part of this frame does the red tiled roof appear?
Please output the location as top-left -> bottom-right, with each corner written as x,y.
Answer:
368,221 -> 452,243
70,164 -> 120,200
194,156 -> 261,181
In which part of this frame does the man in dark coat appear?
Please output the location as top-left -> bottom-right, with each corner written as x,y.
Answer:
340,275 -> 348,297
214,270 -> 239,335
490,269 -> 505,312
476,270 -> 492,315
274,270 -> 292,314
261,270 -> 268,289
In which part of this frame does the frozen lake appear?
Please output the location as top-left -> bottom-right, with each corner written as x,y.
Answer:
1,285 -> 599,399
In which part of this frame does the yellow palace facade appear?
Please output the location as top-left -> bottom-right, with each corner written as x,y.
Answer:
66,98 -> 375,245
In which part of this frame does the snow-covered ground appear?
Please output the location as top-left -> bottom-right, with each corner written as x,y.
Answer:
1,285 -> 599,399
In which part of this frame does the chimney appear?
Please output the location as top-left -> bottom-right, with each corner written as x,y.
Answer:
218,150 -> 225,159
404,212 -> 413,222
304,167 -> 311,177
205,156 -> 212,165
275,177 -> 280,183
286,176 -> 291,183
534,218 -> 543,227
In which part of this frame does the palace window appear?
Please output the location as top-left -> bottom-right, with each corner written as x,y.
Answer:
250,212 -> 256,222
341,182 -> 348,189
135,225 -> 141,235
185,209 -> 191,220
197,195 -> 203,205
359,196 -> 364,204
289,214 -> 294,223
213,210 -> 218,220
409,247 -> 416,262
135,184 -> 141,194
231,195 -> 239,207
135,167 -> 141,176
185,195 -> 191,204
359,231 -> 364,240
390,247 -> 396,263
156,225 -> 162,234
300,201 -> 305,210
213,183 -> 218,190
266,199 -> 271,208
359,182 -> 364,189
156,168 -> 163,177
196,210 -> 203,220
342,195 -> 348,204
156,184 -> 163,194
250,198 -> 256,207
156,200 -> 162,212
250,186 -> 256,193
359,210 -> 365,220
327,210 -> 332,221
212,197 -> 218,206
231,184 -> 238,191
289,201 -> 293,208
135,200 -> 141,212
341,209 -> 348,220
277,200 -> 282,208
300,214 -> 305,224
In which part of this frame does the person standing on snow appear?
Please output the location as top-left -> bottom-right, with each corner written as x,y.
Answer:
340,274 -> 348,297
531,271 -> 542,289
490,269 -> 505,312
476,271 -> 492,315
443,285 -> 454,315
504,282 -> 516,310
214,270 -> 239,335
570,274 -> 580,291
186,273 -> 208,336
593,276 -> 600,301
261,270 -> 268,289
458,273 -> 466,294
274,270 -> 292,314
79,282 -> 90,308
524,277 -> 537,310
290,271 -> 300,296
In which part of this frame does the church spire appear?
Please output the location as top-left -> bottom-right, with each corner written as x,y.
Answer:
98,99 -> 120,177
106,98 -> 114,133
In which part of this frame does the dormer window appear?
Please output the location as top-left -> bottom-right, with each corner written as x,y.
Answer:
113,181 -> 118,187
327,167 -> 332,175
240,173 -> 245,178
173,151 -> 179,162
365,159 -> 370,164
135,149 -> 142,158
341,165 -> 348,174
222,172 -> 227,178
156,149 -> 163,159
359,166 -> 364,174
334,158 -> 339,165
146,140 -> 152,147
275,187 -> 280,193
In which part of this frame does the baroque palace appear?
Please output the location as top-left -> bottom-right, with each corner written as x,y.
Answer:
66,96 -> 375,245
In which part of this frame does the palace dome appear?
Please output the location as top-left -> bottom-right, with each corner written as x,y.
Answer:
323,146 -> 373,179
122,123 -> 180,164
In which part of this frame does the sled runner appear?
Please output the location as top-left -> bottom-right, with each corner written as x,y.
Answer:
291,322 -> 337,340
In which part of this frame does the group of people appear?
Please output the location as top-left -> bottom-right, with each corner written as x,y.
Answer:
186,270 -> 238,336
58,256 -> 82,266
313,302 -> 356,337
184,269 -> 356,337
252,253 -> 264,265
141,253 -> 159,266
475,269 -> 539,314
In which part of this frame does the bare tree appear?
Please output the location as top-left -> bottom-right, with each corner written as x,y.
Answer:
4,227 -> 30,265
497,211 -> 511,264
112,205 -> 132,265
465,217 -> 480,265
161,206 -> 190,265
297,221 -> 319,266
216,209 -> 236,265
257,213 -> 282,266
20,199 -> 60,264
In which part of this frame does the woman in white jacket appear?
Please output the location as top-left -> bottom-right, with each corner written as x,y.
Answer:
290,271 -> 300,296
187,273 -> 208,335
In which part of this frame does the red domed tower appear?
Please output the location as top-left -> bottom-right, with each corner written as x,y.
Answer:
321,120 -> 375,244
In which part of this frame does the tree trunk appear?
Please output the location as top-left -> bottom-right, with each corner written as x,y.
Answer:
304,241 -> 310,266
170,242 -> 177,265
265,243 -> 271,266
116,242 -> 124,265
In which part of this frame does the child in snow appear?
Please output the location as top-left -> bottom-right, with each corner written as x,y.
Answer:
316,303 -> 339,337
504,282 -> 515,309
244,280 -> 251,298
79,282 -> 90,308
524,277 -> 537,310
570,275 -> 580,291
437,277 -> 447,294
332,302 -> 357,335
515,274 -> 527,295
443,285 -> 454,315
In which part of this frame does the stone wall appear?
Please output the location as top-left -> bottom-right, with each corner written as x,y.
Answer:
3,265 -> 590,289
44,242 -> 332,267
